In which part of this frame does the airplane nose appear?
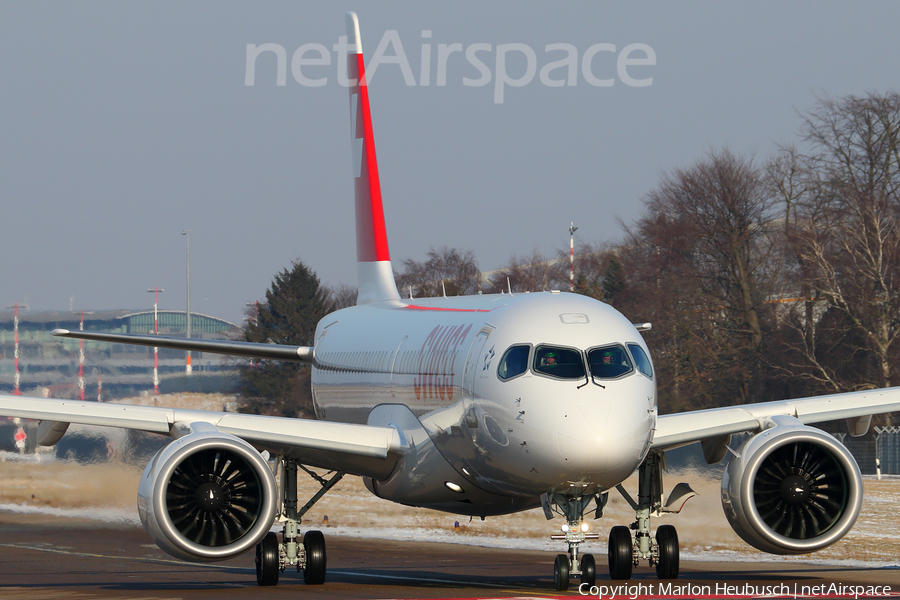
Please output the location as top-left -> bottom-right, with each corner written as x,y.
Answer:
557,402 -> 611,473
556,399 -> 650,483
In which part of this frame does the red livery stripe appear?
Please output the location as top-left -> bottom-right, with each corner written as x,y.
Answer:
402,305 -> 497,313
350,52 -> 391,263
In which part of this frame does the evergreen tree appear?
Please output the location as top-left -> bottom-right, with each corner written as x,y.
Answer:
237,259 -> 331,418
601,256 -> 625,305
573,272 -> 602,300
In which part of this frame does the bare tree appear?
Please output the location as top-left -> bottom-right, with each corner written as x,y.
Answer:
765,145 -> 841,391
649,149 -> 777,352
324,283 -> 358,311
790,93 -> 900,391
395,247 -> 481,298
488,248 -> 568,294
619,149 -> 779,408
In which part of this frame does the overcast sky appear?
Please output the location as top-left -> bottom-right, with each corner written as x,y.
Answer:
2,2 -> 898,325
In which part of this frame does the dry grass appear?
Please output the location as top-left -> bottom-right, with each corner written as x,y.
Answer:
0,457 -> 140,509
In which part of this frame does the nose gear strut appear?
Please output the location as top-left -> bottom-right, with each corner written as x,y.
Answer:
543,491 -> 606,591
543,451 -> 695,590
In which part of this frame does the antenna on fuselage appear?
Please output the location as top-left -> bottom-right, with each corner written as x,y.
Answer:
507,277 -> 514,297
442,281 -> 447,298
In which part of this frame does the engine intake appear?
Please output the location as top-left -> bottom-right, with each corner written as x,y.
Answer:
721,418 -> 862,555
137,430 -> 278,562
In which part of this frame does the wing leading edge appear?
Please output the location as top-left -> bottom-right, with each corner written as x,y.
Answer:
0,394 -> 402,480
52,329 -> 313,363
651,386 -> 900,451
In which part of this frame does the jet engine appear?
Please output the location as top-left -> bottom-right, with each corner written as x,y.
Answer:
137,429 -> 278,562
721,417 -> 862,555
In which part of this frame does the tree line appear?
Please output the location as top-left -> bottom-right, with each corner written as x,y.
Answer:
238,92 -> 900,421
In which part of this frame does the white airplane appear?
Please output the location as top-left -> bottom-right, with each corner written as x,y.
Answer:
2,12 -> 900,592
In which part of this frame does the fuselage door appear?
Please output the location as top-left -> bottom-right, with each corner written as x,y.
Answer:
462,327 -> 493,427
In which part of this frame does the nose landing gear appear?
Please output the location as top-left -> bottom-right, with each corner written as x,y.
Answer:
544,452 -> 695,589
544,492 -> 605,591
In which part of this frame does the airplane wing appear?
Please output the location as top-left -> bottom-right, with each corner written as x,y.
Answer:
651,386 -> 900,451
0,394 -> 402,480
51,329 -> 313,362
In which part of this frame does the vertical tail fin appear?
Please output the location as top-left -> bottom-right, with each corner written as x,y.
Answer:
347,11 -> 401,305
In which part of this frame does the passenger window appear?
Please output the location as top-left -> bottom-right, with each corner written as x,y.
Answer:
628,343 -> 653,379
498,345 -> 530,380
588,345 -> 634,379
533,345 -> 585,379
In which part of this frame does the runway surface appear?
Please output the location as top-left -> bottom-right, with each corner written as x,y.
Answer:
1,513 -> 898,599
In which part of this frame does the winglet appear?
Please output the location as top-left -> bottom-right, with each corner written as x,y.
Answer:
347,11 -> 401,305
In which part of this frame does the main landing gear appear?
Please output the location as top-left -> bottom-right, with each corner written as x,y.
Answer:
610,451 -> 695,581
544,452 -> 696,589
255,457 -> 344,587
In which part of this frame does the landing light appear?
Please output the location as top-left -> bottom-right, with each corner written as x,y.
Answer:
444,481 -> 465,494
561,524 -> 569,533
581,522 -> 590,533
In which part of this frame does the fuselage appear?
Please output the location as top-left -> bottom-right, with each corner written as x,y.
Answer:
311,291 -> 657,513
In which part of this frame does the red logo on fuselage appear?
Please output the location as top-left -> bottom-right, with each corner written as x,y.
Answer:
413,324 -> 472,402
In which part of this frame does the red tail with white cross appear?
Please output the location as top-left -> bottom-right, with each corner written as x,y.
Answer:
346,12 -> 401,305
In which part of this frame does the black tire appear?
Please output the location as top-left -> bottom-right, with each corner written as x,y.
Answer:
553,553 -> 570,591
255,532 -> 280,587
580,553 -> 596,588
303,530 -> 327,585
655,525 -> 679,579
608,526 -> 633,580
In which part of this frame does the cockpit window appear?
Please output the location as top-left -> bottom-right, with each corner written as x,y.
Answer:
498,345 -> 530,380
588,344 -> 634,379
533,345 -> 586,379
628,343 -> 653,379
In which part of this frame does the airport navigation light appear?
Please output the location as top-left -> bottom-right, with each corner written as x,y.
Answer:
245,300 -> 259,327
569,222 -> 578,292
182,230 -> 192,375
147,288 -> 164,395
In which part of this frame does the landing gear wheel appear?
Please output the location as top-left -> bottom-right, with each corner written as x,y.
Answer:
655,525 -> 679,579
581,553 -> 596,588
255,532 -> 280,587
553,553 -> 570,591
303,530 -> 327,585
608,526 -> 633,580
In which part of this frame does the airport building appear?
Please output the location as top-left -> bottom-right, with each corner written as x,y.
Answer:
0,308 -> 240,399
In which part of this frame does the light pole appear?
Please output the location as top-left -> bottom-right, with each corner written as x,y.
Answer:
71,309 -> 94,401
245,301 -> 259,368
78,311 -> 85,401
6,303 -> 25,395
147,288 -> 164,394
182,229 -> 192,375
569,222 -> 578,292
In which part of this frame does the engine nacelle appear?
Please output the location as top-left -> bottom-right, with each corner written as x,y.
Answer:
721,419 -> 862,555
137,430 -> 278,562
